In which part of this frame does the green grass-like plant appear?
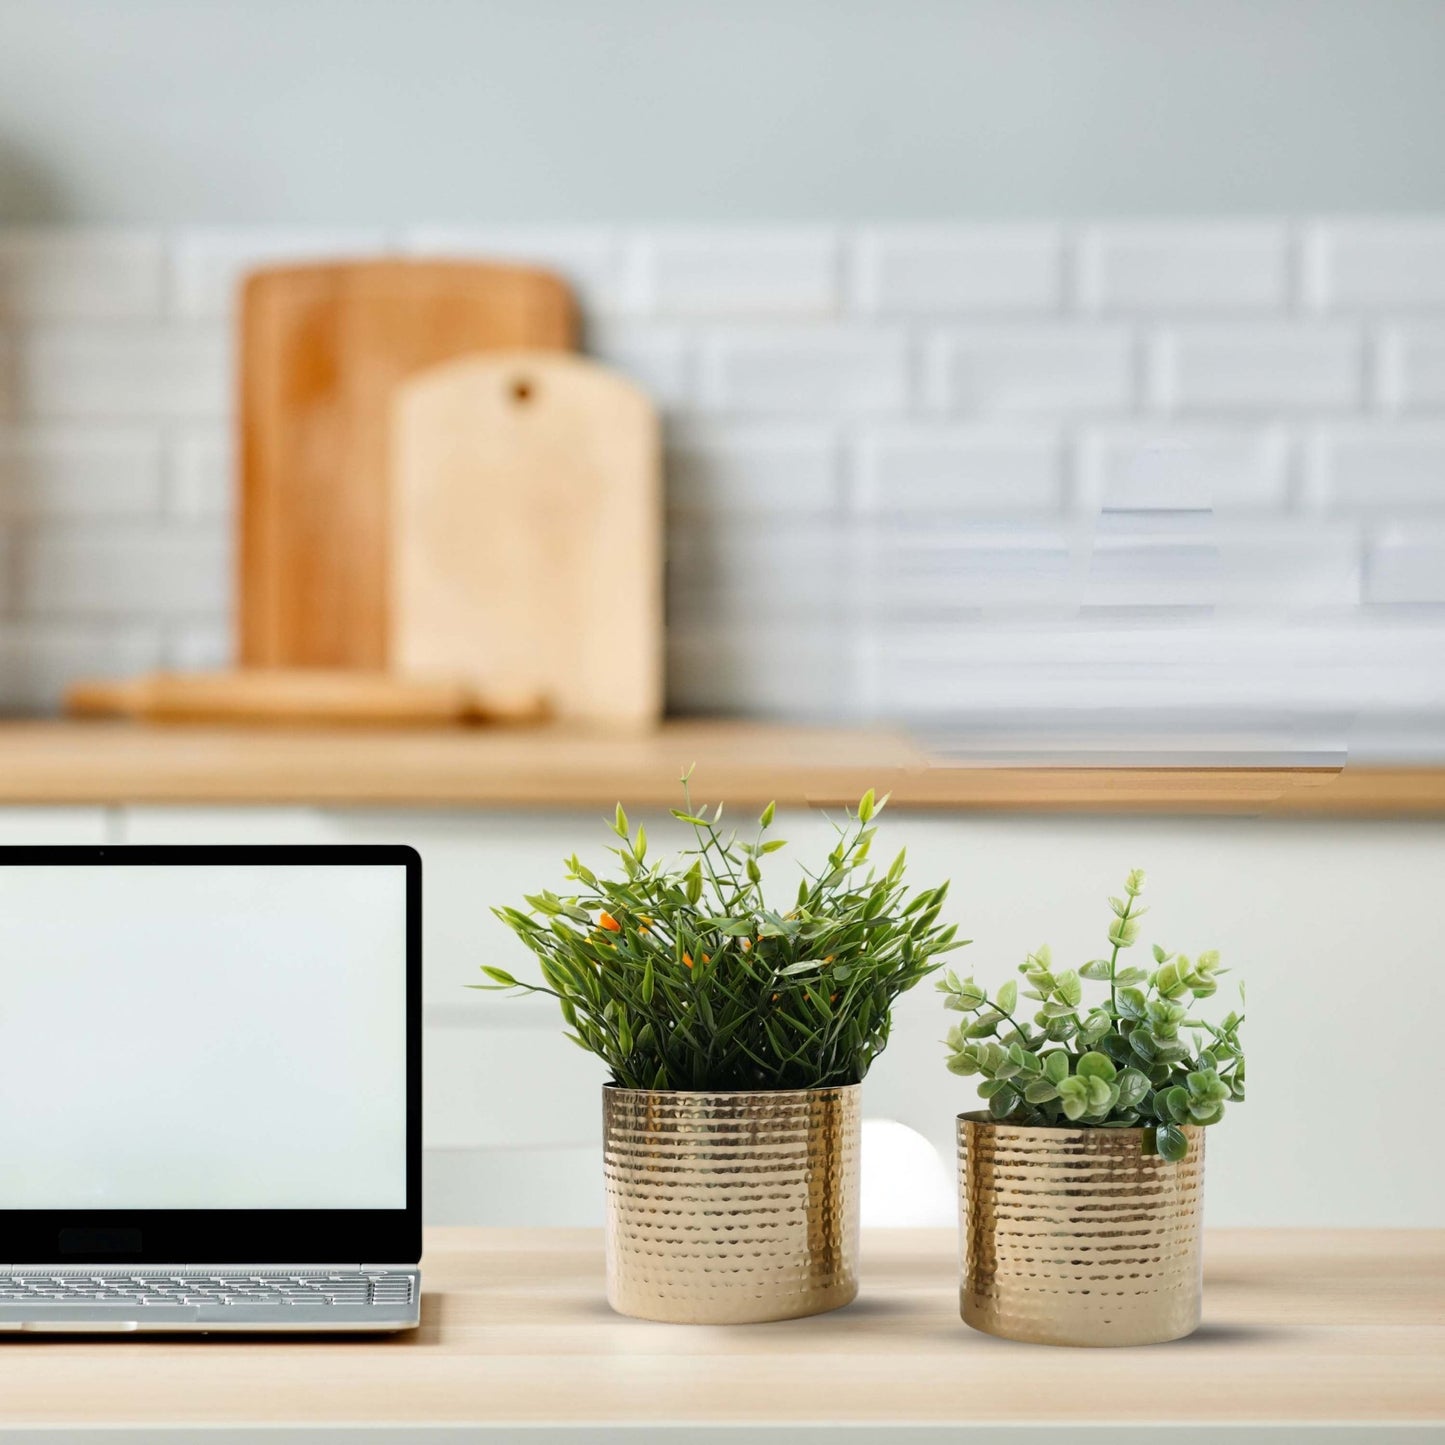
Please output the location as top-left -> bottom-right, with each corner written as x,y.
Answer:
481,778 -> 965,1091
938,870 -> 1243,1159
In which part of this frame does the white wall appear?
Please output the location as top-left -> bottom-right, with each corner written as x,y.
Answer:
1,1 -> 1443,223
73,802 -> 1445,1230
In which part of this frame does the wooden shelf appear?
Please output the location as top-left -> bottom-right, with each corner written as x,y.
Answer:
0,719 -> 1443,813
0,1228 -> 1437,1430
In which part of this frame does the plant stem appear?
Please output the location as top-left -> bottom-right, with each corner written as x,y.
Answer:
1108,891 -> 1135,1016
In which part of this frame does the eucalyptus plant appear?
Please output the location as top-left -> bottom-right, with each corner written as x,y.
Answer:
481,778 -> 965,1091
939,870 -> 1243,1160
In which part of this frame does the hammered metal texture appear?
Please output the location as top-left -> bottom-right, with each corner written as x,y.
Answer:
603,1085 -> 860,1324
958,1113 -> 1204,1346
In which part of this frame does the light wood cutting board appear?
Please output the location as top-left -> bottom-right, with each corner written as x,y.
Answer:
391,352 -> 663,728
240,260 -> 576,669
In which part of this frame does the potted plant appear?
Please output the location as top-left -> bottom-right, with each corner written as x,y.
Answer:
482,779 -> 963,1324
939,869 -> 1244,1347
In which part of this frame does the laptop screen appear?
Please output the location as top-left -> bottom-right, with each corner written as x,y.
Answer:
0,864 -> 408,1212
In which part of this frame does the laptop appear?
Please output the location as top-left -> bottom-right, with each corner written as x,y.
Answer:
0,844 -> 421,1333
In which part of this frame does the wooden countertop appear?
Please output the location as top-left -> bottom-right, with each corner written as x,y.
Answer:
0,1229 -> 1437,1432
0,719 -> 1444,813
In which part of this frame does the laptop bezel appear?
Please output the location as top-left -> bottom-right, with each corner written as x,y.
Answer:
0,843 -> 421,1266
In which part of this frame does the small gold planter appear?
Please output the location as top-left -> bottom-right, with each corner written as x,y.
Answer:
958,1112 -> 1204,1347
603,1084 -> 860,1324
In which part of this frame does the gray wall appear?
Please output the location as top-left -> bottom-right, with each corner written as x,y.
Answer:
2,0 -> 1444,224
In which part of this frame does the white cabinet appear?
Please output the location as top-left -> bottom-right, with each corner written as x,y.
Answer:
11,802 -> 1434,1229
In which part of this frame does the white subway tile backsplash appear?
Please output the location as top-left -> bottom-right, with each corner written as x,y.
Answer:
856,426 -> 1062,515
170,229 -> 390,319
698,326 -> 909,415
169,426 -> 232,518
853,226 -> 1061,316
18,524 -> 230,618
404,226 -> 626,314
1367,523 -> 1445,605
1081,516 -> 1360,610
0,623 -> 162,712
869,619 -> 1445,717
1377,326 -> 1445,411
1078,223 -> 1290,313
668,520 -> 852,625
0,427 -> 163,517
0,220 -> 1441,729
926,326 -> 1134,414
1148,325 -> 1362,412
162,620 -> 233,669
1077,425 -> 1291,512
871,522 -> 1078,613
0,230 -> 164,321
665,421 -> 838,514
1305,424 -> 1445,512
1305,221 -> 1445,310
17,327 -> 230,420
632,230 -> 838,317
585,322 -> 694,408
668,623 -> 856,718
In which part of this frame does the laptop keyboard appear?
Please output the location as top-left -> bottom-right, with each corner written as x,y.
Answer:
0,1271 -> 415,1307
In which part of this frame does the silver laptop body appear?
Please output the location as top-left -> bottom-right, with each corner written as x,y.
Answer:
0,845 -> 422,1334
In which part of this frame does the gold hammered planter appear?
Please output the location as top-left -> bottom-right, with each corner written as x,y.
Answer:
602,1084 -> 860,1324
957,1113 -> 1204,1346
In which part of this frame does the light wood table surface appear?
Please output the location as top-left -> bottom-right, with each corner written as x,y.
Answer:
0,1228 -> 1440,1439
3,719 -> 1445,814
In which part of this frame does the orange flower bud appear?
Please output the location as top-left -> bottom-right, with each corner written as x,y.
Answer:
682,952 -> 694,968
598,911 -> 621,932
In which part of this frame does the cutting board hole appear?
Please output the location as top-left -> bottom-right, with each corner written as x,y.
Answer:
510,377 -> 536,404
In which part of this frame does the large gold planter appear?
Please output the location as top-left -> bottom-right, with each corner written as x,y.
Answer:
958,1112 -> 1204,1346
603,1085 -> 860,1324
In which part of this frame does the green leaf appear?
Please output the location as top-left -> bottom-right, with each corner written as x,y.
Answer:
1056,970 -> 1083,1006
760,800 -> 776,828
1152,943 -> 1168,963
1156,1124 -> 1189,1162
1044,1051 -> 1070,1084
480,966 -> 519,987
996,979 -> 1018,1013
858,789 -> 876,824
1080,959 -> 1113,980
1108,916 -> 1140,949
1075,1051 -> 1117,1082
1115,1067 -> 1150,1110
1023,1079 -> 1059,1104
1116,987 -> 1147,1021
1084,1076 -> 1116,1112
1162,1085 -> 1191,1123
613,802 -> 629,838
987,1086 -> 1020,1120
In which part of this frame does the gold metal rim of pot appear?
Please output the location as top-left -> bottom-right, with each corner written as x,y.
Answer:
603,1083 -> 861,1325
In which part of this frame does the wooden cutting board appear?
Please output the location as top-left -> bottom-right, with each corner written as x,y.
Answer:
240,260 -> 576,669
391,352 -> 663,728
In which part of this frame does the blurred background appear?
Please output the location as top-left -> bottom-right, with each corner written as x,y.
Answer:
1,0 -> 1442,1227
